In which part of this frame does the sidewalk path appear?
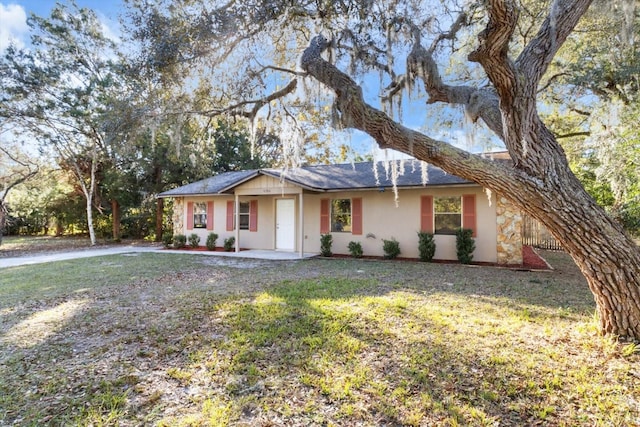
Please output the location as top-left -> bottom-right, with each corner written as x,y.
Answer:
0,246 -> 317,269
0,246 -> 161,269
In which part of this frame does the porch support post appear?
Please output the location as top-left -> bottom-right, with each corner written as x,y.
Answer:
299,191 -> 304,258
235,194 -> 240,253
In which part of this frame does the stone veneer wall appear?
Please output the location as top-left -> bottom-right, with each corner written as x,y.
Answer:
171,197 -> 184,236
496,196 -> 523,265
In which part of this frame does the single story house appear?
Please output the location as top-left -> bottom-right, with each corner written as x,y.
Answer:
158,159 -> 523,264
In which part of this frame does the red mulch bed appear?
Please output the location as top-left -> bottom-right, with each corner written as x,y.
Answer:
163,246 -> 248,252
327,245 -> 551,270
521,245 -> 551,270
165,245 -> 552,270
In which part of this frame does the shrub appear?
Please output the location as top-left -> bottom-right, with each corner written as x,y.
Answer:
320,233 -> 333,257
348,241 -> 363,258
382,238 -> 401,259
206,232 -> 219,250
188,233 -> 201,248
456,228 -> 475,264
223,236 -> 236,251
162,232 -> 174,248
417,231 -> 436,262
173,234 -> 187,249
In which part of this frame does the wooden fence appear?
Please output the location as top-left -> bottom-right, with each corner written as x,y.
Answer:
522,214 -> 563,250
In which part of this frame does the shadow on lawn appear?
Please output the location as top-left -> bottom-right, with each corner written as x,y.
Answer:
210,279 -> 538,425
189,273 -> 629,426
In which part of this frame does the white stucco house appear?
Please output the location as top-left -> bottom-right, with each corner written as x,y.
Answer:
158,159 -> 523,264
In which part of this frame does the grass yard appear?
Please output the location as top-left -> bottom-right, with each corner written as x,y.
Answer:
0,246 -> 638,426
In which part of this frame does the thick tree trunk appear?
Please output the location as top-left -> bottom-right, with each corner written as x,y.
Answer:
156,197 -> 164,242
300,29 -> 640,340
518,170 -> 640,339
111,199 -> 121,241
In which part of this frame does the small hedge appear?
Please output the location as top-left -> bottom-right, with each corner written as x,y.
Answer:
162,232 -> 174,248
223,236 -> 236,251
173,234 -> 187,249
348,241 -> 363,258
188,233 -> 201,248
320,233 -> 333,257
456,228 -> 475,264
417,231 -> 436,262
206,232 -> 218,250
382,238 -> 401,259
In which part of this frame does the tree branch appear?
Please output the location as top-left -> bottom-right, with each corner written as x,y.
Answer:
192,78 -> 298,119
555,131 -> 590,139
516,0 -> 594,92
407,42 -> 503,138
299,35 -> 529,195
428,11 -> 469,53
467,0 -> 519,107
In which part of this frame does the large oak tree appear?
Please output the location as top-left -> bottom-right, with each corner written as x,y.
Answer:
126,0 -> 640,340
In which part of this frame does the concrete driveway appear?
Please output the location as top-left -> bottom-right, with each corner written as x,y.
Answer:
0,246 -> 317,269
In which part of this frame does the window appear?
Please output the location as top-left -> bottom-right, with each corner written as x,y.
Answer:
227,200 -> 258,231
193,202 -> 207,228
434,197 -> 461,235
239,201 -> 250,230
331,199 -> 352,232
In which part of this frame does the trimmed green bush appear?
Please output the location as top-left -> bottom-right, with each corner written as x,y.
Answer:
206,232 -> 219,250
188,233 -> 201,248
223,236 -> 236,251
173,234 -> 187,249
320,233 -> 333,257
382,238 -> 401,259
456,228 -> 475,264
162,232 -> 174,248
348,241 -> 363,258
417,231 -> 436,262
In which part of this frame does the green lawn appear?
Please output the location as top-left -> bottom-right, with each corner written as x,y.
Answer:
0,251 -> 638,426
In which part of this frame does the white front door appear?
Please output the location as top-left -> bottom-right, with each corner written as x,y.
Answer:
276,198 -> 295,251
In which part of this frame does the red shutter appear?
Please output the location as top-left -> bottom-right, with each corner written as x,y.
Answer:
351,197 -> 362,235
249,200 -> 258,232
206,201 -> 214,230
320,199 -> 330,233
462,194 -> 477,237
186,201 -> 194,230
226,200 -> 234,231
420,195 -> 433,233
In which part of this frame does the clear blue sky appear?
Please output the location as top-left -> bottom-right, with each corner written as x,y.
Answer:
9,0 -> 121,18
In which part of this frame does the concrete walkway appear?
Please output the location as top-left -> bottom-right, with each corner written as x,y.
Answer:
0,246 -> 317,269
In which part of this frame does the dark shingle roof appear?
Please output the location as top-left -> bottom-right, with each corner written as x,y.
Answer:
158,170 -> 258,197
264,161 -> 469,191
158,160 -> 473,197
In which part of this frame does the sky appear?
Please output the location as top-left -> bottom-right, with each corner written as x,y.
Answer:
0,1 -> 122,51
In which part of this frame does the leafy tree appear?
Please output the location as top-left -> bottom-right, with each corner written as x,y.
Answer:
7,167 -> 85,236
125,0 -> 640,340
538,0 -> 640,236
0,3 -> 124,245
0,140 -> 39,244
